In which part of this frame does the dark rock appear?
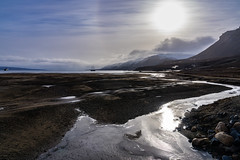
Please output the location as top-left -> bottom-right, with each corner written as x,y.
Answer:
176,127 -> 181,131
196,133 -> 206,138
230,128 -> 240,145
192,138 -> 210,148
233,122 -> 240,133
232,153 -> 240,160
222,155 -> 233,160
208,133 -> 215,139
191,126 -> 197,132
208,129 -> 215,134
215,132 -> 234,146
218,112 -> 227,118
125,130 -> 142,140
185,125 -> 192,130
229,115 -> 239,126
224,145 -> 240,154
215,122 -> 228,133
211,137 -> 220,146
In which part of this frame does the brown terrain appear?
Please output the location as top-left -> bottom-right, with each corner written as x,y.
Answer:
0,72 -> 229,160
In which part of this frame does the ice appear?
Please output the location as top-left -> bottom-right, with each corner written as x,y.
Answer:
39,80 -> 240,160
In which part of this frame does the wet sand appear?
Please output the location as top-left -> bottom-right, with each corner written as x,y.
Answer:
0,72 -> 229,160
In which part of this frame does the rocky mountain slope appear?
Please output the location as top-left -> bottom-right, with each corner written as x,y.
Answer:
137,27 -> 240,71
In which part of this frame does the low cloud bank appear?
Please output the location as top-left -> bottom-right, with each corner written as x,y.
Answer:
0,56 -> 90,71
109,36 -> 216,64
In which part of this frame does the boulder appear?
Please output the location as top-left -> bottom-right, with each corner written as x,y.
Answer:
233,122 -> 240,133
215,122 -> 228,133
192,138 -> 210,148
215,132 -> 234,146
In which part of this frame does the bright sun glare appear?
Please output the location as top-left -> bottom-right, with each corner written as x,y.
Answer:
152,1 -> 187,32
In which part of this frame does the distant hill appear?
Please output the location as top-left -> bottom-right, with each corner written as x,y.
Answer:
137,27 -> 240,71
0,66 -> 44,71
102,53 -> 191,70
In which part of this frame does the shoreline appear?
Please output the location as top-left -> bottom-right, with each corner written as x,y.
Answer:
0,72 -> 234,160
179,95 -> 240,159
175,71 -> 240,159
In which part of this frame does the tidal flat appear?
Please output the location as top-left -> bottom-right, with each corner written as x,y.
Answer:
0,72 -> 230,160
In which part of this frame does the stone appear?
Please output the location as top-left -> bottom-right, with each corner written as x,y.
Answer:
125,130 -> 142,140
215,132 -> 234,146
230,128 -> 240,145
222,155 -> 233,160
232,154 -> 240,160
192,138 -> 210,148
229,115 -> 239,125
195,133 -> 206,138
215,122 -> 228,133
233,122 -> 240,132
217,112 -> 227,118
191,126 -> 197,132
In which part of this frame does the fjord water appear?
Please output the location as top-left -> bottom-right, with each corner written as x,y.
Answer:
38,77 -> 240,160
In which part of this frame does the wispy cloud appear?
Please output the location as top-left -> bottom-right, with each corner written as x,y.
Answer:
0,0 -> 240,69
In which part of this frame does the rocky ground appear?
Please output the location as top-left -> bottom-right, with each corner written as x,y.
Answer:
0,72 -> 229,160
177,69 -> 240,160
179,96 -> 240,160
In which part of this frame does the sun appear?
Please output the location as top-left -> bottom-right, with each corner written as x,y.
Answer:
152,1 -> 187,32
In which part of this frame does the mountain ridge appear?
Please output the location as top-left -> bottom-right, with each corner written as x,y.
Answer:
136,27 -> 240,71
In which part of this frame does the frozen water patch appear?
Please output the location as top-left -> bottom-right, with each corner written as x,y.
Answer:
42,85 -> 54,88
58,96 -> 81,104
39,81 -> 240,160
91,91 -> 104,94
60,96 -> 76,100
75,108 -> 81,112
149,73 -> 166,78
69,100 -> 81,103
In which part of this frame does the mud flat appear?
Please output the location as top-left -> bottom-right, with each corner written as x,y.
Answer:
0,72 -> 229,160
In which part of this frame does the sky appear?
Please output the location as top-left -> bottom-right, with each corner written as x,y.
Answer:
0,0 -> 240,70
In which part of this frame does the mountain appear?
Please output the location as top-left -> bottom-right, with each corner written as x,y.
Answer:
190,27 -> 240,60
137,27 -> 240,71
102,53 -> 191,70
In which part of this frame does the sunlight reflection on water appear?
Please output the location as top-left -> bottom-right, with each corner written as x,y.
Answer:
160,103 -> 179,131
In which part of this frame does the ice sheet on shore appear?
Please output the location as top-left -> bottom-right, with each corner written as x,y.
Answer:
38,81 -> 240,160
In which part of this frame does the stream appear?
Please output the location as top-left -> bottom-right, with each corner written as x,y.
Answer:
38,79 -> 240,160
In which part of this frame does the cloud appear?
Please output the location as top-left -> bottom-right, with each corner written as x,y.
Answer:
0,56 -> 90,71
121,36 -> 215,61
100,36 -> 216,65
154,36 -> 215,52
